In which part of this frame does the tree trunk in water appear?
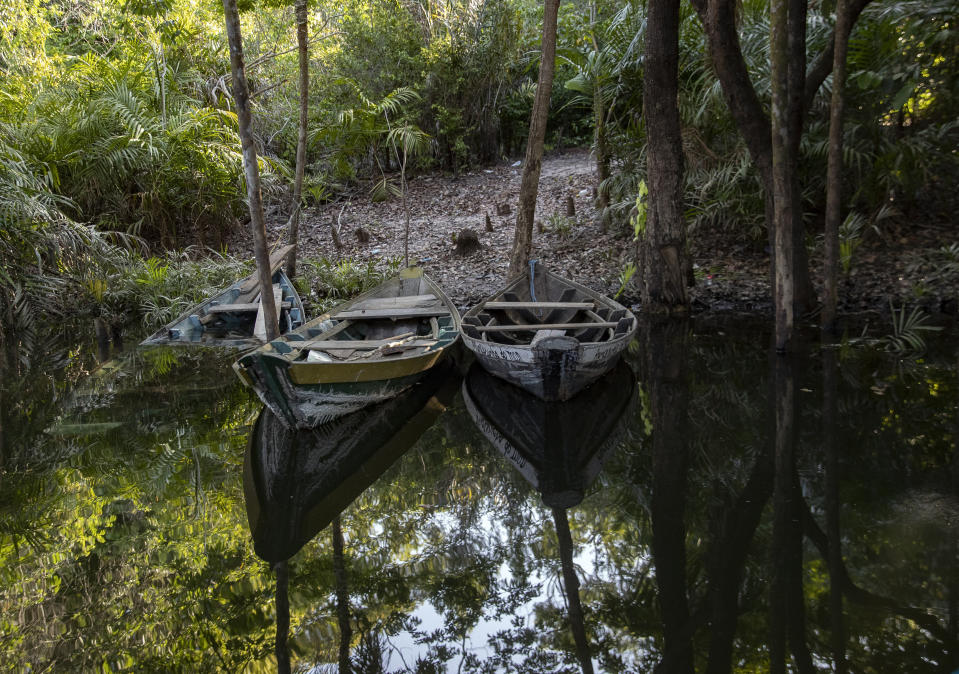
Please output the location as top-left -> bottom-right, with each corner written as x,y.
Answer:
551,507 -> 594,674
507,0 -> 559,278
770,0 -> 796,352
274,561 -> 291,674
822,0 -> 852,333
641,0 -> 689,314
222,0 -> 279,341
332,516 -> 352,674
287,0 -> 309,279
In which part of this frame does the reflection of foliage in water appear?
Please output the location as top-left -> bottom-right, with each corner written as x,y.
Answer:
0,345 -> 273,671
1,321 -> 957,671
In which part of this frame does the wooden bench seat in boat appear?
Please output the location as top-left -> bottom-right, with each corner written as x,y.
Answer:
207,301 -> 292,313
351,294 -> 438,310
473,322 -> 620,332
295,336 -> 435,350
332,306 -> 451,320
483,301 -> 594,310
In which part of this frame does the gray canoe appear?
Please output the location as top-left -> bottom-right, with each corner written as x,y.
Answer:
461,262 -> 637,401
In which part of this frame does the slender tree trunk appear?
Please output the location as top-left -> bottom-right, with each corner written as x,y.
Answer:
274,561 -> 291,674
507,0 -> 559,278
786,0 -> 813,321
770,0 -> 796,352
594,87 -> 610,211
287,0 -> 309,279
822,0 -> 853,333
222,0 -> 279,341
332,516 -> 352,674
552,507 -> 594,674
690,0 -> 827,321
641,0 -> 690,314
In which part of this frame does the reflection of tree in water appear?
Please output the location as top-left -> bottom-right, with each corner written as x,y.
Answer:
244,361 -> 461,671
464,359 -> 637,673
629,320 -> 959,673
1,345 -> 271,671
4,321 -> 958,671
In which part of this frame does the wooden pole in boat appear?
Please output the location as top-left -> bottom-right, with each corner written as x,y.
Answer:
222,0 -> 279,340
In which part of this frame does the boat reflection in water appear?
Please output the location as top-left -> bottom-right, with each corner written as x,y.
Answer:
462,360 -> 636,674
243,360 -> 461,564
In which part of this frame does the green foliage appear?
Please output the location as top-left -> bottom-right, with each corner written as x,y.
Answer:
630,180 -> 648,240
299,255 -> 402,313
544,213 -> 574,238
614,262 -> 636,299
883,301 -> 943,353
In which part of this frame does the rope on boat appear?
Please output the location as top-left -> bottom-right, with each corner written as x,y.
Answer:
529,259 -> 538,303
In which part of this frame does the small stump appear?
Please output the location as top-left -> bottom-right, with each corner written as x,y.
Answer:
355,226 -> 370,244
454,228 -> 482,257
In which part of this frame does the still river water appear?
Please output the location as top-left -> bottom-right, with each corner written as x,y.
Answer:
1,317 -> 957,673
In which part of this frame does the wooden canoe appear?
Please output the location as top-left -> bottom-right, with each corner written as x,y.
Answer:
233,266 -> 462,429
461,360 -> 635,508
461,262 -> 637,401
140,245 -> 306,349
244,360 -> 460,563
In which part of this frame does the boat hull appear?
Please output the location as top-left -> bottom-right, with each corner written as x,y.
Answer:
235,349 -> 449,429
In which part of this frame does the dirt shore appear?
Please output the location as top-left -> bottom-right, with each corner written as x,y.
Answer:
236,149 -> 958,323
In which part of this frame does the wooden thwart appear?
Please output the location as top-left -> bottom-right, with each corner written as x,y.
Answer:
483,301 -> 594,310
297,334 -> 422,350
352,294 -> 438,310
475,322 -> 619,332
208,301 -> 292,313
333,306 -> 451,320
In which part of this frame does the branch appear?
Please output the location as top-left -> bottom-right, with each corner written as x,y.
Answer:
803,0 -> 875,112
251,79 -> 288,99
691,0 -> 773,183
216,28 -> 342,85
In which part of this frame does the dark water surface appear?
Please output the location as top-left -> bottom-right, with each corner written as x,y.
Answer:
1,319 -> 957,672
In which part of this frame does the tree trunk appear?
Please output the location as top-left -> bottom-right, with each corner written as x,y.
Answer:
690,0 -> 818,322
507,0 -> 559,278
287,0 -> 309,279
770,0 -> 796,351
822,0 -> 853,333
589,0 -> 609,211
641,0 -> 690,314
222,0 -> 279,341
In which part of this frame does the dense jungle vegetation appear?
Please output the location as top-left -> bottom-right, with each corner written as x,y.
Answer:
1,0 -> 957,349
